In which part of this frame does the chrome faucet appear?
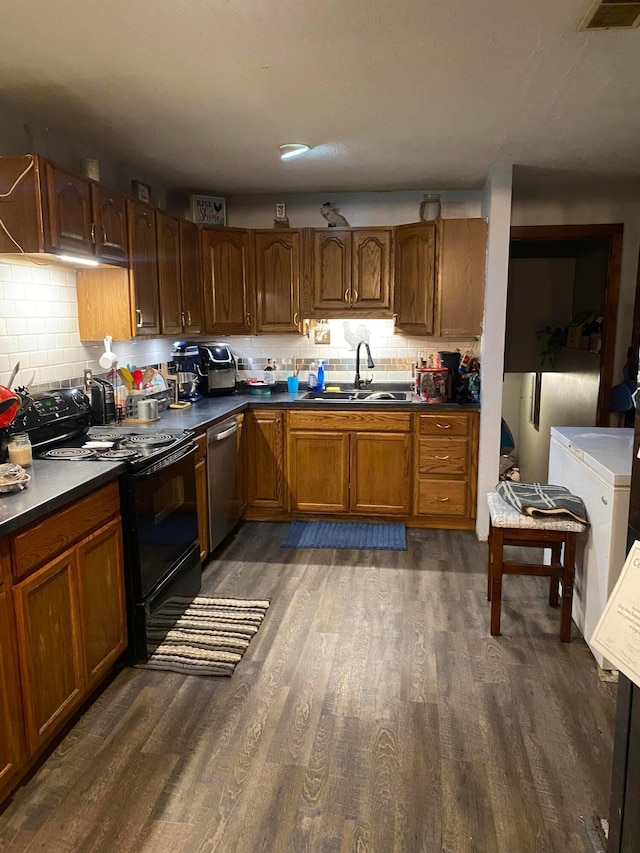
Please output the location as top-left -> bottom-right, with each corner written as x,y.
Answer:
354,341 -> 375,389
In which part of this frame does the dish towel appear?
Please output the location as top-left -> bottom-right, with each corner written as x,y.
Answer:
496,481 -> 588,525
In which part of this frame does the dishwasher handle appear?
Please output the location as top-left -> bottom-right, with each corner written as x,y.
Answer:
207,421 -> 237,443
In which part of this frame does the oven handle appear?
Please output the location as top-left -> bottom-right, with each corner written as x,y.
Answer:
134,442 -> 197,480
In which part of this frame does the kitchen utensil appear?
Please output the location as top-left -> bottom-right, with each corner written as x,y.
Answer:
132,369 -> 144,390
99,336 -> 118,370
7,361 -> 20,390
118,367 -> 134,390
142,367 -> 157,387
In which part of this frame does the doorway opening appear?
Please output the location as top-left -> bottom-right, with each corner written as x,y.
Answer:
502,224 -> 623,483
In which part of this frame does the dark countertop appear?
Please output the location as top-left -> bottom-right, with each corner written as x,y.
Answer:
0,388 -> 480,537
0,458 -> 125,536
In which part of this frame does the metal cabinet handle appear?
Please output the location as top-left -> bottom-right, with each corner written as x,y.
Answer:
90,222 -> 96,243
102,225 -> 107,243
136,309 -> 143,328
344,288 -> 351,305
293,311 -> 299,324
186,310 -> 192,326
245,312 -> 251,327
434,454 -> 450,460
352,289 -> 358,304
181,311 -> 186,327
434,496 -> 450,502
436,423 -> 452,429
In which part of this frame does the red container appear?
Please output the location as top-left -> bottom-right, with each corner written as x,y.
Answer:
415,367 -> 449,403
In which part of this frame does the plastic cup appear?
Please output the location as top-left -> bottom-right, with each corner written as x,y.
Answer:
287,376 -> 299,393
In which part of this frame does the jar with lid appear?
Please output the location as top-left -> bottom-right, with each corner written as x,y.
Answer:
7,433 -> 33,467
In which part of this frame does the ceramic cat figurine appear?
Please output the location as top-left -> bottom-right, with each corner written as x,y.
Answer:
320,202 -> 349,227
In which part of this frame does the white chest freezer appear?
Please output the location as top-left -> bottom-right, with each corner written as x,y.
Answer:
548,427 -> 633,669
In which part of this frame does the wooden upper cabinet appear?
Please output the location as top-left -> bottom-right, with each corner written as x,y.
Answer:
180,220 -> 203,334
310,227 -> 392,316
91,184 -> 128,265
202,227 -> 252,334
312,229 -> 351,313
394,222 -> 436,335
351,229 -> 392,312
156,212 -> 183,336
435,218 -> 487,337
127,199 -> 160,335
254,229 -> 301,334
45,162 -> 93,256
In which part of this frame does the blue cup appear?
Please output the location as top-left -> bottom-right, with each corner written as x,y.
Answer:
287,375 -> 299,393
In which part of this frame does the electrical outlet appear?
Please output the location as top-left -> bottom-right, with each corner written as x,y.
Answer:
84,368 -> 93,385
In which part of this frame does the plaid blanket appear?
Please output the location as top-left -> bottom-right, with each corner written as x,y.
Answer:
496,481 -> 588,525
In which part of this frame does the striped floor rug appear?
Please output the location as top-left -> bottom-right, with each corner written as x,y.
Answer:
140,596 -> 270,677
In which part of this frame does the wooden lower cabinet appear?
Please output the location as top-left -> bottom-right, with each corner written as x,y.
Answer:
2,482 -> 127,804
76,518 -> 127,690
286,412 -> 412,517
350,432 -> 412,515
13,549 -> 85,755
0,583 -> 24,802
288,430 -> 350,513
194,434 -> 209,562
247,410 -> 284,510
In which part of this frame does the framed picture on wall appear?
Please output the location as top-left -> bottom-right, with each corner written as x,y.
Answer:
131,180 -> 151,203
191,194 -> 226,226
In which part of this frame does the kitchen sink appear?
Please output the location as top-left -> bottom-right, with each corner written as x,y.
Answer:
300,390 -> 414,402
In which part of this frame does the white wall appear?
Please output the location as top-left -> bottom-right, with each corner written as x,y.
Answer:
477,163 -> 514,539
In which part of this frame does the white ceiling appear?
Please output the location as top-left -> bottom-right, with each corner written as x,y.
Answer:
0,0 -> 639,194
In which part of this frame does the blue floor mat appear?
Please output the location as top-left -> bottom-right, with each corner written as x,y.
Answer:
281,521 -> 407,550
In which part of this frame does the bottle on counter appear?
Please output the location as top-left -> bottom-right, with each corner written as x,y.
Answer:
7,433 -> 32,467
263,358 -> 276,385
316,359 -> 325,392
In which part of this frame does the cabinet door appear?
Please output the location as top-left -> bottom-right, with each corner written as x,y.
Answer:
351,229 -> 392,313
157,212 -> 183,335
202,227 -> 252,334
194,435 -> 209,563
247,410 -> 284,509
288,430 -> 350,513
45,162 -> 93,256
255,230 -> 302,333
180,220 -> 203,334
312,229 -> 352,312
127,200 -> 160,335
13,550 -> 85,755
394,222 -> 436,335
236,413 -> 248,516
76,518 -> 127,690
350,432 -> 412,515
436,218 -> 487,337
91,184 -> 128,265
0,585 -> 24,801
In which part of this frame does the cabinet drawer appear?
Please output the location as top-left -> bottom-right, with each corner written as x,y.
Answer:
415,479 -> 467,516
418,412 -> 472,437
287,410 -> 411,432
12,482 -> 120,581
418,438 -> 468,475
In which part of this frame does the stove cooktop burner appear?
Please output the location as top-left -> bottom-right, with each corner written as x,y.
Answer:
128,433 -> 175,446
42,447 -> 96,460
87,431 -> 123,441
101,449 -> 140,460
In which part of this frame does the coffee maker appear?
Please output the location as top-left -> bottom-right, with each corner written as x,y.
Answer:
438,351 -> 461,402
170,342 -> 237,397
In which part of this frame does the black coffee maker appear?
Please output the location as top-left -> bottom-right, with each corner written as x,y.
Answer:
438,351 -> 461,402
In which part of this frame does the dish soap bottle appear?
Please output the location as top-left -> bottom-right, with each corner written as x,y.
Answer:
316,359 -> 325,392
264,358 -> 276,385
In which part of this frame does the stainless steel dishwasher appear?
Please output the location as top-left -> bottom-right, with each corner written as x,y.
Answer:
206,417 -> 240,552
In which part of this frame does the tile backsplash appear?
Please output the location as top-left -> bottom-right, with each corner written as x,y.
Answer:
0,258 -> 478,392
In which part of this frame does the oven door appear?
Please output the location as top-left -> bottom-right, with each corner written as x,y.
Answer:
130,442 -> 199,600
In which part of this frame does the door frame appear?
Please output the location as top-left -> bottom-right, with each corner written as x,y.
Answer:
510,223 -> 624,427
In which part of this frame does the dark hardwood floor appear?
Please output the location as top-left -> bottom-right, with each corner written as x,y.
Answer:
0,523 -> 616,852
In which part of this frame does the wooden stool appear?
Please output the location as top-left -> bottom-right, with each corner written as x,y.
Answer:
487,491 -> 586,642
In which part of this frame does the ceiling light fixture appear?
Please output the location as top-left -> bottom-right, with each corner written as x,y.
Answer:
280,143 -> 311,160
57,254 -> 100,267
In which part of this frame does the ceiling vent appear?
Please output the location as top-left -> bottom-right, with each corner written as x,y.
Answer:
580,0 -> 640,29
